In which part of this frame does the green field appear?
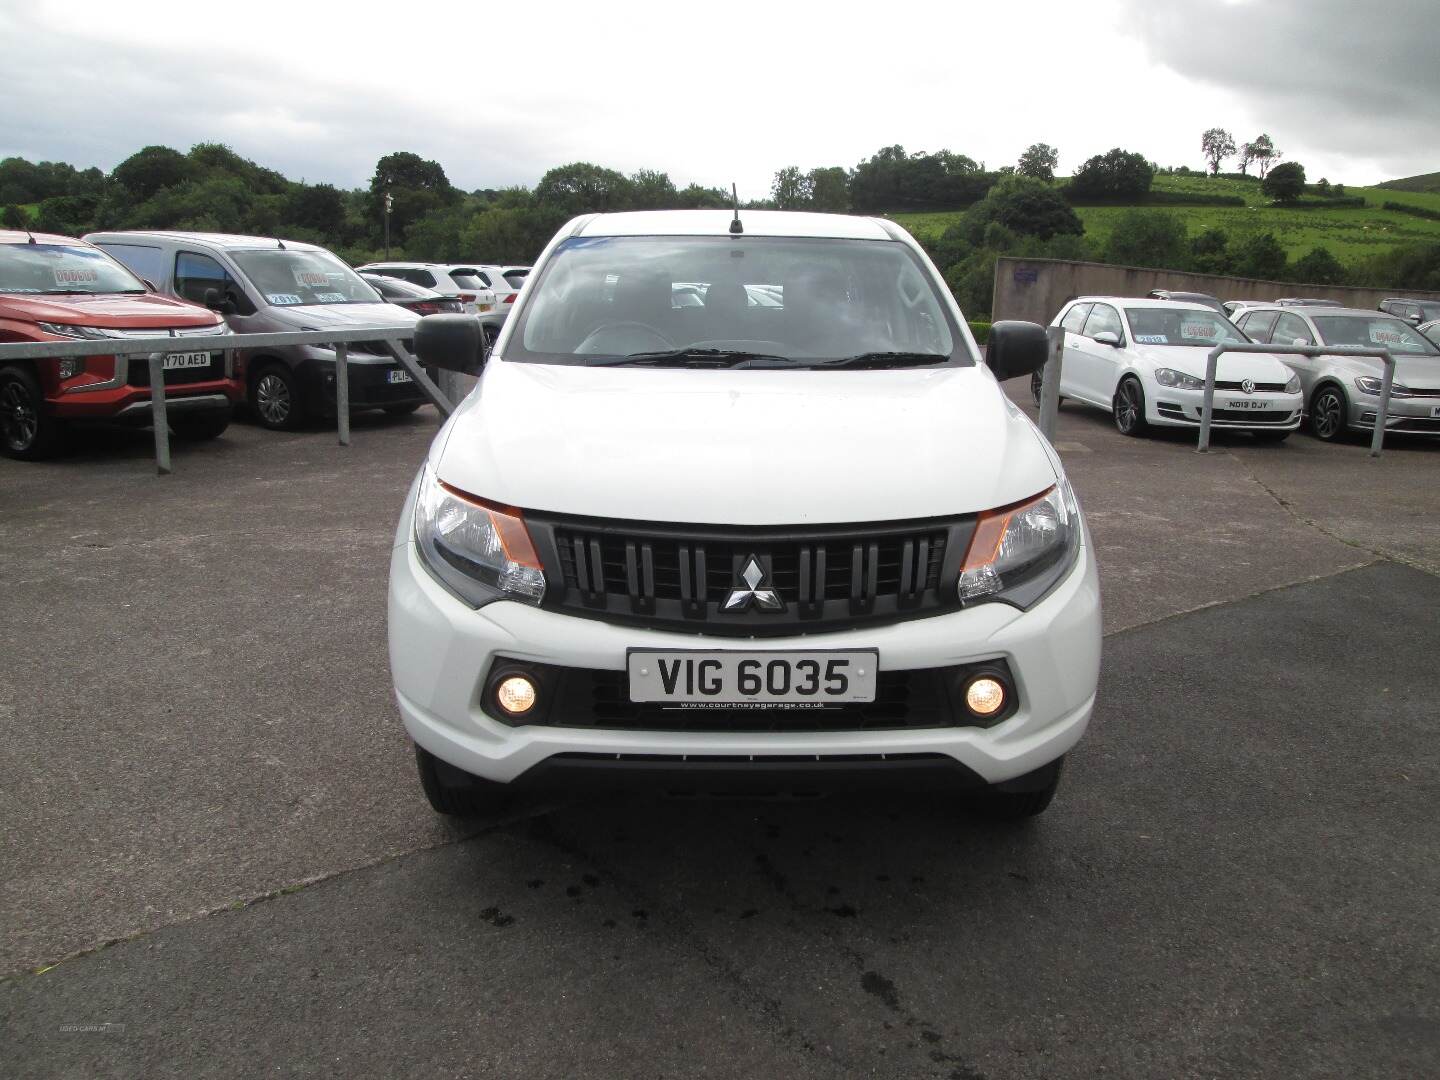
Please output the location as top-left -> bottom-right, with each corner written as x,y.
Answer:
891,175 -> 1440,264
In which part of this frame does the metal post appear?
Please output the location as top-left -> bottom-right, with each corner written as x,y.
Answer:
1371,349 -> 1395,458
1197,346 -> 1221,453
147,352 -> 171,476
1039,325 -> 1063,440
335,342 -> 350,446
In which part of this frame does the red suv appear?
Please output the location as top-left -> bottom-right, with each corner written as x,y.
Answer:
0,230 -> 242,460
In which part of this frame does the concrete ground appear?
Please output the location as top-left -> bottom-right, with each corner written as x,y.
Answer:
1,389 -> 1437,1078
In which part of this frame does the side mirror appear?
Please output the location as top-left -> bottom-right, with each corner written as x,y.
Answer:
141,278 -> 157,292
1092,330 -> 1122,347
414,313 -> 486,375
204,287 -> 237,316
986,320 -> 1049,381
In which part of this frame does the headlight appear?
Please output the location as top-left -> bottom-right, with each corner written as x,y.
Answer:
957,480 -> 1081,609
1355,376 -> 1410,398
1155,367 -> 1204,390
37,322 -> 121,340
413,464 -> 545,607
1285,373 -> 1301,394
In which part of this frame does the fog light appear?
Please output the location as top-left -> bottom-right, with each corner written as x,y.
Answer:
57,358 -> 84,379
964,676 -> 1006,717
495,675 -> 537,716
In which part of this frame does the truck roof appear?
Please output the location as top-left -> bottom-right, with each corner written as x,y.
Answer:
84,230 -> 328,253
572,210 -> 897,241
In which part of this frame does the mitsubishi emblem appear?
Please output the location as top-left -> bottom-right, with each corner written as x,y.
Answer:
723,555 -> 784,612
1240,378 -> 1255,394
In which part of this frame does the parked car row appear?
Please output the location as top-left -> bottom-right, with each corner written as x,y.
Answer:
355,261 -> 531,346
0,227 -> 529,459
1038,294 -> 1440,443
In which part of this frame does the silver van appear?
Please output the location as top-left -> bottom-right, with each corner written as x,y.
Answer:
85,231 -> 423,430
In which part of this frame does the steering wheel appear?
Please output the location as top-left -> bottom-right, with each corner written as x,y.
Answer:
576,321 -> 675,354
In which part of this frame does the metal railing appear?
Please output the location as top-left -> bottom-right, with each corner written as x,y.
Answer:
0,327 -> 454,474
1038,325 -> 1064,440
1197,343 -> 1396,457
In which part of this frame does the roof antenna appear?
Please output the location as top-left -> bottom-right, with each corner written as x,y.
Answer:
277,237 -> 286,249
25,227 -> 38,245
729,183 -> 743,235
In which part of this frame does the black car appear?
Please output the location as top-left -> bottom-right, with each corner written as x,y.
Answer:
361,273 -> 464,316
1378,297 -> 1440,325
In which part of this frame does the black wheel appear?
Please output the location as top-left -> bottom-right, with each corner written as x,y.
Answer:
1113,376 -> 1149,437
170,411 -> 231,441
1251,429 -> 1291,444
1308,384 -> 1347,441
965,757 -> 1065,821
0,366 -> 66,460
384,402 -> 422,416
415,744 -> 510,816
251,364 -> 305,430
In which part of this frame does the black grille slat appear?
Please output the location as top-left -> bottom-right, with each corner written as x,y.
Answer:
546,519 -> 964,636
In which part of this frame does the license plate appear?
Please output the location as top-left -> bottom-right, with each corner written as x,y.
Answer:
163,351 -> 211,370
1431,405 -> 1440,418
478,303 -> 493,312
627,649 -> 877,705
387,368 -> 413,384
1223,399 -> 1270,410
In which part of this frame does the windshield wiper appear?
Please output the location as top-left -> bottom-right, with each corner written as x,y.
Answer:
592,348 -> 798,368
816,351 -> 950,370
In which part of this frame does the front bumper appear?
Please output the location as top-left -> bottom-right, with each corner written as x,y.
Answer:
1150,384 -> 1303,429
291,353 -> 427,414
388,526 -> 1102,788
1352,395 -> 1440,434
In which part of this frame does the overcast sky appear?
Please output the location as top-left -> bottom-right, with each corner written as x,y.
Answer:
2,0 -> 1435,196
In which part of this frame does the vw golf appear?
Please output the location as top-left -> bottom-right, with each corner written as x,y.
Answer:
389,211 -> 1101,818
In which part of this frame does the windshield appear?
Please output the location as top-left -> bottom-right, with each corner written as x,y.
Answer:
509,235 -> 961,368
1312,315 -> 1440,356
1125,308 -> 1245,347
0,242 -> 146,295
230,249 -> 381,307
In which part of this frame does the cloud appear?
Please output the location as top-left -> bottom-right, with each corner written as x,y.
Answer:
1120,0 -> 1440,182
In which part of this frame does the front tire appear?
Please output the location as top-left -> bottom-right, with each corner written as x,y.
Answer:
415,744 -> 510,816
252,364 -> 305,431
1113,376 -> 1149,437
1308,384 -> 1348,441
170,411 -> 231,441
0,366 -> 66,460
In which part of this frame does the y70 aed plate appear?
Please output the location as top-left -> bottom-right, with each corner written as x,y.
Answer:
627,649 -> 878,705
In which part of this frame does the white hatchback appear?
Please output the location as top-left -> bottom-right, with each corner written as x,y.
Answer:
388,210 -> 1102,820
1044,297 -> 1303,441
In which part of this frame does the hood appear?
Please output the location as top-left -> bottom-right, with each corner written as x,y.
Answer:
263,302 -> 418,331
435,361 -> 1060,526
1391,354 -> 1440,389
1,290 -> 222,329
1130,343 -> 1294,383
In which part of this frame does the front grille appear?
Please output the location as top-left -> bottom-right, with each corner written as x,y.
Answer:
1214,380 -> 1288,392
1404,387 -> 1440,398
1158,404 -> 1294,425
530,513 -> 973,636
125,354 -> 224,387
482,660 -> 1014,732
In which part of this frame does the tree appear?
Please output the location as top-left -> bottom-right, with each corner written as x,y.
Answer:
1016,143 -> 1059,182
1067,148 -> 1154,201
112,145 -> 192,201
1201,128 -> 1236,176
806,167 -> 850,211
962,175 -> 1082,242
628,169 -> 677,209
1233,232 -> 1288,280
1291,247 -> 1346,285
1103,210 -> 1188,269
285,183 -> 346,235
1262,162 -> 1306,203
532,162 -> 631,213
1315,177 -> 1332,196
368,151 -> 459,242
2,204 -> 26,229
771,166 -> 811,209
1190,228 -> 1232,275
36,195 -> 101,236
1248,134 -> 1279,179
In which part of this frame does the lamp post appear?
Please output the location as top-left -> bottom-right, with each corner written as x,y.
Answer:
383,191 -> 393,259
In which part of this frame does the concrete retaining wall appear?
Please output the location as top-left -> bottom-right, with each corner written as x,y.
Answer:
991,256 -> 1438,325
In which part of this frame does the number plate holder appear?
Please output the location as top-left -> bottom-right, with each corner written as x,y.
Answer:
626,649 -> 878,705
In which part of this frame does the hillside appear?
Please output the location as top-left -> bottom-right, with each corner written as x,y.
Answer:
892,174 -> 1440,264
1376,172 -> 1440,194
